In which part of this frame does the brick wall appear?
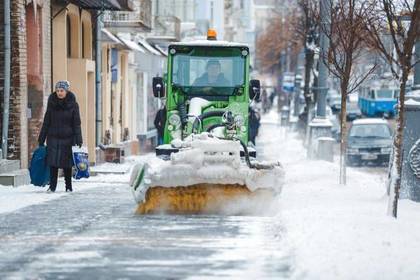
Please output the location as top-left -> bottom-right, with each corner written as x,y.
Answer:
10,0 -> 28,167
0,0 -> 28,166
0,0 -> 51,168
27,1 -> 52,162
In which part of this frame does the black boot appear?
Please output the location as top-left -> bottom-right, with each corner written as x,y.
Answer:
49,167 -> 58,193
64,168 -> 73,192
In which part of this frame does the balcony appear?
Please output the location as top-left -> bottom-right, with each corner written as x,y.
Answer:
148,15 -> 181,42
103,0 -> 151,32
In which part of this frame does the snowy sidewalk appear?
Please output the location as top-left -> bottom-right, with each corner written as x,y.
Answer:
259,111 -> 420,280
0,156 -> 148,215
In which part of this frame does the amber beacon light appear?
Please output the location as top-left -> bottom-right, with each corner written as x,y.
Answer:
207,29 -> 217,40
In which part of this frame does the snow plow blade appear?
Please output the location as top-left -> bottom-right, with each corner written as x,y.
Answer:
135,184 -> 274,215
130,134 -> 284,215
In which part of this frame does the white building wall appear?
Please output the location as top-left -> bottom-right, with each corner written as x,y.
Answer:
195,0 -> 225,39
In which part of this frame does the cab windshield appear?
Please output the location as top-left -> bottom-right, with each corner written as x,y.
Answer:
171,47 -> 246,96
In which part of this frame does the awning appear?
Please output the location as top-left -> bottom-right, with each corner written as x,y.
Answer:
153,44 -> 168,56
117,36 -> 146,53
138,38 -> 162,56
101,28 -> 123,45
64,0 -> 133,11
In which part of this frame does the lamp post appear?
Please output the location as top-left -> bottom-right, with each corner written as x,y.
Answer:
307,0 -> 332,158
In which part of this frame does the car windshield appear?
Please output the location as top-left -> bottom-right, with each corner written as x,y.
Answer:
376,89 -> 394,99
349,124 -> 391,138
171,49 -> 246,96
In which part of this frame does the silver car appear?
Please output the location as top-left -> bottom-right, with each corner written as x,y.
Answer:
347,119 -> 393,166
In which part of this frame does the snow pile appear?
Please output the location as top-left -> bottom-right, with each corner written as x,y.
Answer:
257,117 -> 420,280
131,133 -> 284,203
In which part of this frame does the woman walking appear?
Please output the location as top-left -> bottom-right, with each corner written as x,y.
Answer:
38,81 -> 83,192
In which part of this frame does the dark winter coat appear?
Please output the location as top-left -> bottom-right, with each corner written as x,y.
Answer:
38,92 -> 83,168
248,107 -> 261,144
154,107 -> 167,138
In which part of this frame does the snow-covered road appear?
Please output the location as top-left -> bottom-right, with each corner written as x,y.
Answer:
1,111 -> 420,279
0,182 -> 290,279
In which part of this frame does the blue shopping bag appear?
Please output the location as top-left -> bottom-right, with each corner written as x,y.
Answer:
72,146 -> 90,180
29,146 -> 50,187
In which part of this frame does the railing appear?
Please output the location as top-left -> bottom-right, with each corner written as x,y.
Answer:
102,0 -> 151,29
152,15 -> 181,41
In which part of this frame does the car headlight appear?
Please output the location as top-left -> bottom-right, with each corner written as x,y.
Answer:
381,147 -> 392,154
347,148 -> 359,154
168,113 -> 181,128
234,115 -> 245,127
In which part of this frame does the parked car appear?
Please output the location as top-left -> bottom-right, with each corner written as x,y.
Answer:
346,101 -> 362,121
347,119 -> 393,166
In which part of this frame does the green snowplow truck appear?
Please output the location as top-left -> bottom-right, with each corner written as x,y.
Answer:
129,31 -> 284,215
152,33 -> 261,156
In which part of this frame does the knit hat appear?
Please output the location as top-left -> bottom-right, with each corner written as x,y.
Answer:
55,80 -> 70,91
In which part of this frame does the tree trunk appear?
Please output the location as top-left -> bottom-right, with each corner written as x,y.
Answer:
339,83 -> 348,185
388,72 -> 408,218
303,49 -> 315,114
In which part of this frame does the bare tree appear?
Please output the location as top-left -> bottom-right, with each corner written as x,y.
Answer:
256,8 -> 302,74
318,0 -> 377,185
365,0 -> 420,218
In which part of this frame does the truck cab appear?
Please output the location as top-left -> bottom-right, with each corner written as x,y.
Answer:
152,31 -> 260,155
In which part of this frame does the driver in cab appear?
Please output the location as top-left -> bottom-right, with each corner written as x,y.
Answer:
193,59 -> 229,87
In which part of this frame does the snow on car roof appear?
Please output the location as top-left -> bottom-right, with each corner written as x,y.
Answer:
352,118 -> 388,125
170,40 -> 248,48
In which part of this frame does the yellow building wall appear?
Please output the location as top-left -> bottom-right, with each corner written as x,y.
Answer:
101,45 -> 112,143
52,4 -> 96,163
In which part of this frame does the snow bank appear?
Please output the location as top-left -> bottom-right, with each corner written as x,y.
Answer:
257,116 -> 420,280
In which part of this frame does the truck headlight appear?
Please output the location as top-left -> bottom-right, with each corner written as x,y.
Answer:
168,114 -> 181,127
381,147 -> 392,154
234,115 -> 245,127
170,129 -> 181,140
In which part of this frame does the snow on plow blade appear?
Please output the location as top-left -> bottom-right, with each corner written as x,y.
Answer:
130,134 -> 284,215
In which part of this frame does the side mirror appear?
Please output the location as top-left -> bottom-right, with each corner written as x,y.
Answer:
153,77 -> 165,98
249,79 -> 261,101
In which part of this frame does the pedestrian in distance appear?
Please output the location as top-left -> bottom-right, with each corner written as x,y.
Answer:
154,106 -> 166,145
38,80 -> 83,192
248,106 -> 261,146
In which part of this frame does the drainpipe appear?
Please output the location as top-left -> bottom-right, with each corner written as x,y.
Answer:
2,0 -> 11,159
95,12 -> 102,146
